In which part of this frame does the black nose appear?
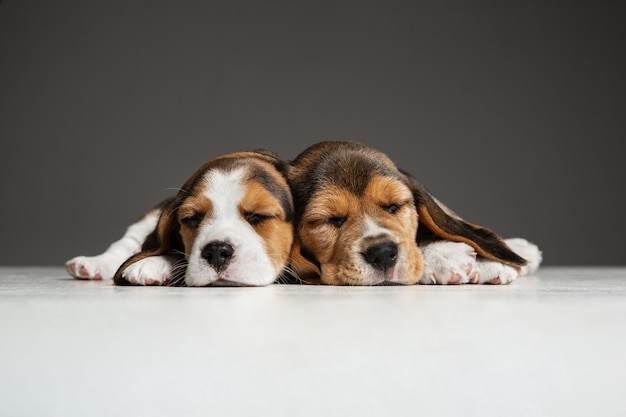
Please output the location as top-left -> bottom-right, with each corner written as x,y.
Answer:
201,241 -> 234,271
362,241 -> 398,271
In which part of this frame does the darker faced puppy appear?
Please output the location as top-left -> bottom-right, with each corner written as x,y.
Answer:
114,150 -> 294,286
288,141 -> 527,285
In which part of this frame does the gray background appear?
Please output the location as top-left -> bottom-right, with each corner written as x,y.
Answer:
1,0 -> 624,266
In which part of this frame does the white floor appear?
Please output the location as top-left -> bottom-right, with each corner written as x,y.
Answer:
1,266 -> 625,417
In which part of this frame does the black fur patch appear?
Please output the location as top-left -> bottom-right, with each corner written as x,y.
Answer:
290,142 -> 400,224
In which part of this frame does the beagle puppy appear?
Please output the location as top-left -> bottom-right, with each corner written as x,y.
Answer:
288,141 -> 541,285
66,150 -> 294,286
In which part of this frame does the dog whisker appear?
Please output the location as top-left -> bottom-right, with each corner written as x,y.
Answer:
275,265 -> 302,285
162,187 -> 187,194
164,258 -> 188,286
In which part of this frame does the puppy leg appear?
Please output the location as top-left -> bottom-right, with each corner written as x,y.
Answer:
66,210 -> 159,280
418,241 -> 478,285
119,255 -> 178,286
473,238 -> 542,284
473,259 -> 520,284
505,238 -> 542,276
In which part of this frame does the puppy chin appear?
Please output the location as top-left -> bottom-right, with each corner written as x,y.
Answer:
207,279 -> 249,287
184,263 -> 218,286
322,263 -> 388,286
184,259 -> 278,287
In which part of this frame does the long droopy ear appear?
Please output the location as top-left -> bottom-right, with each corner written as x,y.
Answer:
113,198 -> 185,285
401,171 -> 527,267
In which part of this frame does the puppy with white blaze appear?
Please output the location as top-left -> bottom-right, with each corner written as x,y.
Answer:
67,150 -> 294,286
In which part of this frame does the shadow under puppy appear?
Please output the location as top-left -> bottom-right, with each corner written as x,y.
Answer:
67,150 -> 294,286
288,141 -> 541,285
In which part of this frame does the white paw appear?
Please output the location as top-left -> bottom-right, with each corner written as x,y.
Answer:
505,238 -> 542,276
474,260 -> 519,284
418,241 -> 478,285
66,254 -> 123,280
120,256 -> 176,286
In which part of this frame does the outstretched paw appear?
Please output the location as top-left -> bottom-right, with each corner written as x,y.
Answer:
120,256 -> 176,286
66,255 -> 120,280
418,241 -> 478,285
474,260 -> 519,285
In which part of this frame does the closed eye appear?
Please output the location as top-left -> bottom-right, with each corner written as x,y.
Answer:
327,216 -> 347,228
381,203 -> 402,215
181,213 -> 204,229
245,212 -> 276,226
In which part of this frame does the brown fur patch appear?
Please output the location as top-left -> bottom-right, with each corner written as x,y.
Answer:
177,194 -> 214,258
295,175 -> 423,285
240,178 -> 294,272
364,176 -> 414,209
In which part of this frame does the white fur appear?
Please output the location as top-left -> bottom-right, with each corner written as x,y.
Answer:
362,217 -> 391,239
122,255 -> 177,285
184,169 -> 277,286
473,259 -> 519,284
505,238 -> 542,275
66,211 -> 159,280
419,241 -> 477,284
419,238 -> 542,285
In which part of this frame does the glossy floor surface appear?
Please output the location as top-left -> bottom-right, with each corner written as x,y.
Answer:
1,267 -> 625,417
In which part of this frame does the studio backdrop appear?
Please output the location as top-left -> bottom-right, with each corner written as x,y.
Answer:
0,0 -> 624,266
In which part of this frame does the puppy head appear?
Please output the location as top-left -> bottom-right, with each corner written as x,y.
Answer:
289,142 -> 423,285
121,150 -> 294,286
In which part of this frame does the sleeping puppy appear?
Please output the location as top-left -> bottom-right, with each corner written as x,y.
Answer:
288,141 -> 541,285
66,150 -> 294,286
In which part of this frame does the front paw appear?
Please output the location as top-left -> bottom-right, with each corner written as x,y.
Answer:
66,255 -> 119,280
418,241 -> 478,285
474,260 -> 519,285
120,256 -> 176,286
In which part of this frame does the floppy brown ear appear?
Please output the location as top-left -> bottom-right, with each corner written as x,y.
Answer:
113,199 -> 185,285
289,237 -> 323,285
401,171 -> 527,267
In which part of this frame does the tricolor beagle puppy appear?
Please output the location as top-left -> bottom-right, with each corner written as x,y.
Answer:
66,150 -> 294,286
288,141 -> 541,285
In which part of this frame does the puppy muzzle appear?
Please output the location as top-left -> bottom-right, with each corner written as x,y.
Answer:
361,241 -> 398,272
